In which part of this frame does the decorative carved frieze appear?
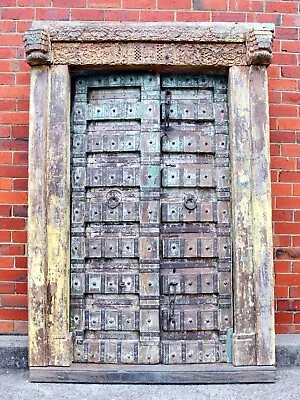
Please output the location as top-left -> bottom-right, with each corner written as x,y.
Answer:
23,28 -> 51,66
52,42 -> 246,67
23,22 -> 274,67
246,29 -> 274,65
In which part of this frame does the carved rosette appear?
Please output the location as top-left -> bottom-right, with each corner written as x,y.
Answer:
246,29 -> 274,65
24,28 -> 51,66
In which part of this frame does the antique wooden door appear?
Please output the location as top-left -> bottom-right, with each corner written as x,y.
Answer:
70,72 -> 232,365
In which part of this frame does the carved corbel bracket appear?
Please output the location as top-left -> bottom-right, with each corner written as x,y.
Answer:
24,28 -> 51,66
246,28 -> 274,66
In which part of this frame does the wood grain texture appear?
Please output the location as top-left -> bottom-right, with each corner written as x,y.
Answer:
228,66 -> 256,366
28,66 -> 50,367
47,65 -> 72,366
30,364 -> 276,384
249,66 -> 275,366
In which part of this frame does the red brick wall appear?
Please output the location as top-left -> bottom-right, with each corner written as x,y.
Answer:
0,0 -> 299,335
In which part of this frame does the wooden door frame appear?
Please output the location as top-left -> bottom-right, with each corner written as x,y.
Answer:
24,21 -> 275,379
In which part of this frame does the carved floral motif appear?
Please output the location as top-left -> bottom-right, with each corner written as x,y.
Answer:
23,28 -> 51,66
246,29 -> 274,65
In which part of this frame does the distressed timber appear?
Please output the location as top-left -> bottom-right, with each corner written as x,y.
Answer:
24,22 -> 275,383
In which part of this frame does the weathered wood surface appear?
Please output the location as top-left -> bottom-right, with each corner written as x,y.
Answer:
228,66 -> 256,366
30,364 -> 276,384
28,66 -> 49,367
47,65 -> 72,366
249,66 -> 275,366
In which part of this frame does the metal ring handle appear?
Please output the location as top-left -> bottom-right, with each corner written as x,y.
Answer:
184,196 -> 197,211
107,190 -> 121,209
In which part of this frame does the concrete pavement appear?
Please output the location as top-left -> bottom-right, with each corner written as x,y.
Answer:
0,367 -> 300,400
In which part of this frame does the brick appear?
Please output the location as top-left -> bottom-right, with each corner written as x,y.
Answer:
53,0 -> 86,6
0,48 -> 16,59
275,325 -> 296,334
1,294 -> 27,308
0,230 -> 11,242
0,138 -> 28,151
17,100 -> 29,111
140,10 -> 175,21
0,112 -> 29,125
105,10 -> 140,21
275,312 -> 293,324
16,72 -> 30,85
158,0 -> 191,9
271,157 -> 296,170
87,0 -> 121,6
0,178 -> 12,191
282,66 -> 300,79
281,144 -> 300,157
272,52 -> 297,65
270,144 -> 280,156
274,260 -> 292,273
0,256 -> 14,268
176,11 -> 211,22
274,286 -> 289,298
2,8 -> 34,19
0,283 -> 14,294
0,86 -> 29,99
278,119 -> 300,131
11,126 -> 28,139
193,0 -> 227,10
290,287 -> 300,298
279,171 -> 300,183
256,13 -> 282,25
0,205 -> 11,217
293,261 -> 300,273
270,131 -> 295,144
0,192 -> 27,204
0,34 -> 23,47
0,153 -> 12,164
276,197 -> 300,209
277,300 -> 290,311
16,21 -> 32,33
15,282 -> 28,294
12,205 -> 27,218
276,273 -> 300,286
36,7 -> 70,20
272,210 -> 293,221
282,92 -> 300,104
0,127 -> 11,138
12,231 -> 27,243
13,179 -> 28,191
0,218 -> 25,230
13,152 -> 28,165
292,236 -> 300,247
0,21 -> 16,33
276,28 -> 298,40
13,321 -> 28,333
270,104 -> 297,117
275,223 -> 300,235
0,309 -> 28,321
271,183 -> 292,196
0,166 -> 28,178
212,12 -> 246,22
0,100 -> 16,112
18,0 -> 50,4
71,9 -> 105,20
15,257 -> 27,269
295,315 -> 300,324
0,321 -> 13,333
0,244 -> 25,256
266,1 -> 297,13
267,65 -> 280,78
294,212 -> 300,221
123,0 -> 156,8
268,79 -> 297,91
0,269 -> 27,281
282,14 -> 300,27
281,41 -> 300,53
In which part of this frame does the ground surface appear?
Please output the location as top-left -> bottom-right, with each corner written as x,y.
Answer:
0,367 -> 299,400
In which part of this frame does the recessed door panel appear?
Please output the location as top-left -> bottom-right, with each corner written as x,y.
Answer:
70,72 -> 232,365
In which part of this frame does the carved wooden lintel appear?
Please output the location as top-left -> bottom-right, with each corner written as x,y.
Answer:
23,22 -> 274,67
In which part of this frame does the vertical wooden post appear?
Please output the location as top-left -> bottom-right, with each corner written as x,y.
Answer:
28,66 -> 50,366
229,66 -> 257,366
249,66 -> 275,366
46,65 -> 72,366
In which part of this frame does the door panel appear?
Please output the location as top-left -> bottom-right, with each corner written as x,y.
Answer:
70,72 -> 232,365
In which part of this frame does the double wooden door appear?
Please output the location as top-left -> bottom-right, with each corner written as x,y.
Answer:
70,72 -> 232,365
